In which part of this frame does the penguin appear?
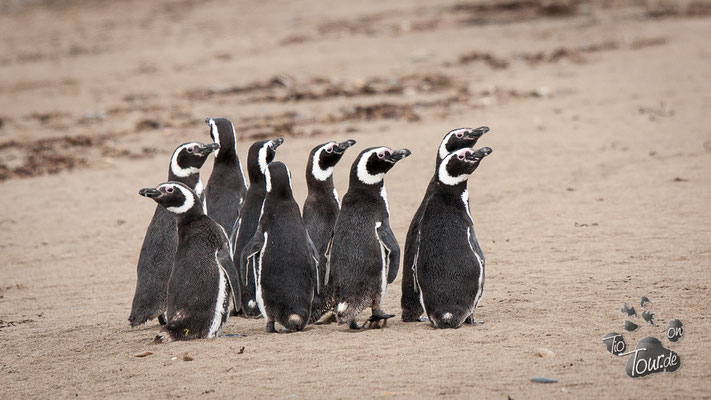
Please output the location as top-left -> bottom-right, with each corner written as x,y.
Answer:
230,138 -> 284,317
204,117 -> 248,233
128,141 -> 219,327
241,162 -> 319,333
139,181 -> 235,341
327,146 -> 411,329
302,139 -> 356,322
411,147 -> 492,329
401,126 -> 490,322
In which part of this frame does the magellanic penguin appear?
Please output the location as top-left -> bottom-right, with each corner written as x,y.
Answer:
401,127 -> 489,322
327,146 -> 411,329
129,141 -> 219,327
204,117 -> 248,232
302,139 -> 356,322
231,138 -> 284,317
205,117 -> 248,315
413,147 -> 492,329
139,181 -> 236,341
241,162 -> 319,333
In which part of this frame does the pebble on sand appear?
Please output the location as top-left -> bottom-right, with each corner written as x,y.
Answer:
134,351 -> 154,358
537,348 -> 555,358
531,377 -> 559,384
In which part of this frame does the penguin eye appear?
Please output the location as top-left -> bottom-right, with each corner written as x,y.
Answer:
457,154 -> 465,160
166,187 -> 174,193
455,132 -> 464,138
187,147 -> 193,153
378,152 -> 385,159
325,147 -> 333,153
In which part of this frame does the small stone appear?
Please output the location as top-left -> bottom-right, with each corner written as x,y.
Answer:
182,352 -> 194,361
537,348 -> 555,358
237,346 -> 245,354
134,351 -> 154,358
531,377 -> 558,383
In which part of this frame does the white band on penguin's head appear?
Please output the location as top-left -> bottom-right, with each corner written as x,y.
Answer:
438,149 -> 470,186
207,119 -> 221,158
170,143 -> 200,178
165,184 -> 196,214
311,142 -> 336,181
356,148 -> 388,185
258,142 -> 271,174
438,128 -> 469,160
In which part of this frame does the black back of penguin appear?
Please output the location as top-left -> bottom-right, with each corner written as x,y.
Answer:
138,181 -> 235,341
328,147 -> 410,325
401,127 -> 489,322
230,138 -> 283,317
241,162 -> 318,332
129,142 -> 218,327
414,147 -> 492,329
205,118 -> 248,232
302,139 -> 356,321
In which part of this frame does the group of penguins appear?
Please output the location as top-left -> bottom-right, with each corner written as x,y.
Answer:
129,117 -> 493,341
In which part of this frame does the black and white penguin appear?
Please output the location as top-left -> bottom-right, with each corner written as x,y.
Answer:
241,162 -> 319,333
401,126 -> 489,322
139,181 -> 235,341
129,141 -> 219,327
302,139 -> 356,322
412,147 -> 492,329
231,138 -> 284,317
327,146 -> 411,329
204,117 -> 248,232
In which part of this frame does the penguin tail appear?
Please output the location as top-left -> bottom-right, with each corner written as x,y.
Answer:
431,311 -> 465,329
335,300 -> 364,324
285,314 -> 307,332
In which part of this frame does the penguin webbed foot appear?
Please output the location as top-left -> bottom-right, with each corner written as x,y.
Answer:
464,316 -> 484,325
266,321 -> 276,333
314,311 -> 337,325
365,309 -> 395,329
348,320 -> 362,330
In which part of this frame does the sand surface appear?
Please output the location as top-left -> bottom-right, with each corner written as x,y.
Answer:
1,0 -> 711,398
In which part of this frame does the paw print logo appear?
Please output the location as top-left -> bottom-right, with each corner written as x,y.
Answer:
601,296 -> 683,378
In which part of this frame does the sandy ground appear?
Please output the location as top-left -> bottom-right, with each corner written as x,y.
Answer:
1,0 -> 711,398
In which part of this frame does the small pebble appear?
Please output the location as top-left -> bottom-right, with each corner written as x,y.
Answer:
531,377 -> 558,383
537,348 -> 555,358
134,351 -> 153,358
182,352 -> 194,361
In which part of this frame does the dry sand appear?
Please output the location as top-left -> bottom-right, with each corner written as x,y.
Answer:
1,0 -> 710,398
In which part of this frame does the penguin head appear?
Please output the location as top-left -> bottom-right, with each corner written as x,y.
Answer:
247,138 -> 284,181
309,139 -> 356,181
205,117 -> 237,159
354,146 -> 411,185
437,147 -> 492,186
169,142 -> 220,179
264,161 -> 293,197
139,181 -> 202,215
438,127 -> 490,163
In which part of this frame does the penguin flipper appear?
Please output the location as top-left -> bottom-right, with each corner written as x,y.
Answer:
305,231 -> 320,295
240,231 -> 265,286
376,223 -> 401,284
229,216 -> 242,258
467,226 -> 486,267
217,241 -> 241,314
323,235 -> 334,287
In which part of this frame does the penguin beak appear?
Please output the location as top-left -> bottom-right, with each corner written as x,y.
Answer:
335,139 -> 356,153
139,188 -> 162,198
199,142 -> 220,155
384,149 -> 412,163
467,126 -> 490,138
271,137 -> 284,149
465,147 -> 493,161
